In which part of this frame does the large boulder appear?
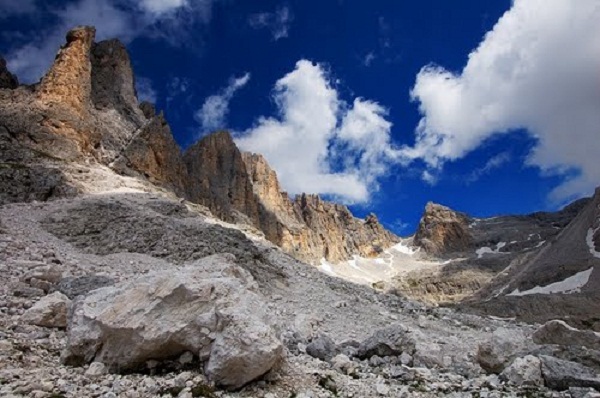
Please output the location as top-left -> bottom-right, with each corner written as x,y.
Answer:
534,320 -> 600,351
499,355 -> 544,387
61,255 -> 283,389
306,334 -> 338,361
21,291 -> 71,328
476,328 -> 530,374
356,324 -> 417,360
540,355 -> 600,390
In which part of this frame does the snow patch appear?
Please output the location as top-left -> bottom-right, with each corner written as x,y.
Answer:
586,227 -> 600,259
508,268 -> 594,296
476,242 -> 507,258
319,258 -> 336,276
389,241 -> 417,256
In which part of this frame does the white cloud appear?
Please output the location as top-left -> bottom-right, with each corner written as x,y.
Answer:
466,152 -> 512,183
0,0 -> 37,17
248,5 -> 293,41
135,77 -> 157,103
404,0 -> 600,202
5,0 -> 215,83
236,60 -> 398,204
196,73 -> 250,132
139,0 -> 187,16
362,52 -> 376,67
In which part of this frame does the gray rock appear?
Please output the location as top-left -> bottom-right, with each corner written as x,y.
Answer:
534,320 -> 600,351
85,362 -> 107,377
306,334 -> 337,361
476,328 -> 529,373
540,355 -> 600,390
61,255 -> 282,389
499,355 -> 543,386
24,265 -> 63,284
21,291 -> 71,328
356,324 -> 417,359
55,275 -> 115,299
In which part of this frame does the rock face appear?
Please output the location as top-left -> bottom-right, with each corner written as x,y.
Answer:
62,255 -> 283,389
396,194 -> 592,309
539,355 -> 600,391
0,58 -> 18,89
533,320 -> 600,350
464,188 -> 600,329
21,291 -> 71,328
414,202 -> 473,256
37,26 -> 95,115
242,152 -> 399,263
184,132 -> 260,225
0,25 -> 398,264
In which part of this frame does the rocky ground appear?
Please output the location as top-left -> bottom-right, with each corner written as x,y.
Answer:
1,189 -> 600,398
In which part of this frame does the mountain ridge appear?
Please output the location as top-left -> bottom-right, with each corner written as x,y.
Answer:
0,25 -> 397,265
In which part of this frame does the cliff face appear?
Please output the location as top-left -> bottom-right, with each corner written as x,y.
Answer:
414,202 -> 473,256
241,153 -> 399,263
0,25 -> 399,265
0,58 -> 18,89
0,26 -> 186,196
183,131 -> 260,225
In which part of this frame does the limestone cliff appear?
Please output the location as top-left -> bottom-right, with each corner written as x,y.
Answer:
414,202 -> 473,256
0,25 -> 399,266
0,26 -> 187,196
242,152 -> 399,263
183,131 -> 260,225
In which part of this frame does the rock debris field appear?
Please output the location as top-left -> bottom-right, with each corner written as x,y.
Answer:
1,192 -> 600,398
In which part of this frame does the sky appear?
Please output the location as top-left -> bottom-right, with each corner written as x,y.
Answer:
1,0 -> 599,235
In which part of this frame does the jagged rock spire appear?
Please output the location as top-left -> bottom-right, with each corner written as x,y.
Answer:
37,26 -> 96,114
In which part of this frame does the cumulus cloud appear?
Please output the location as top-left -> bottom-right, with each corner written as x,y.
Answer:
5,0 -> 215,83
195,73 -> 251,132
248,5 -> 293,41
404,0 -> 600,202
236,60 -> 398,204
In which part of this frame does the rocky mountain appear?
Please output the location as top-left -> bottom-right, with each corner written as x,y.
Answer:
3,25 -> 600,398
0,25 -> 396,265
462,188 -> 600,329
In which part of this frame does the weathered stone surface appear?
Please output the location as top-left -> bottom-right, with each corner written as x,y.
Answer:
0,58 -> 18,89
61,256 -> 283,389
21,291 -> 71,328
184,132 -> 260,225
356,324 -> 417,359
37,26 -> 95,115
55,275 -> 115,299
111,113 -> 189,197
243,152 -> 399,263
540,355 -> 600,390
534,320 -> 600,351
306,334 -> 338,361
499,355 -> 544,386
476,328 -> 529,374
414,202 -> 473,256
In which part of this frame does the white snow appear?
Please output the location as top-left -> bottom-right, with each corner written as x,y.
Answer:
389,241 -> 417,256
476,242 -> 508,258
319,258 -> 336,276
586,227 -> 600,258
534,240 -> 546,248
508,268 -> 594,296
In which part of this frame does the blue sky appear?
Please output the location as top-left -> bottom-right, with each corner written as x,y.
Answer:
1,0 -> 599,235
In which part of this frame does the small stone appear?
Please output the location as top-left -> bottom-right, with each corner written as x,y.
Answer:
178,351 -> 194,366
86,362 -> 107,377
376,382 -> 390,396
